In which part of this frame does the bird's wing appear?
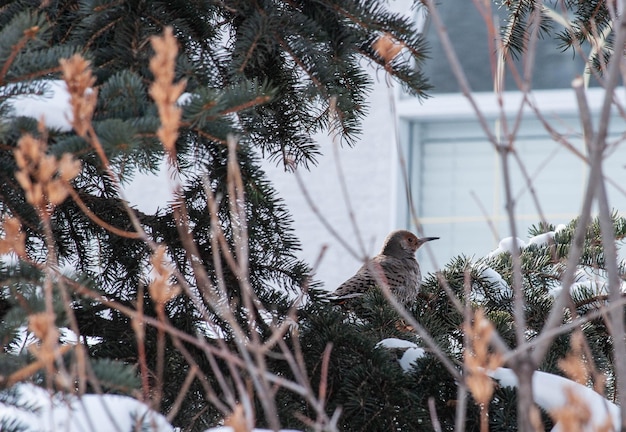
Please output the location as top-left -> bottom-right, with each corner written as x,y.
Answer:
330,263 -> 376,300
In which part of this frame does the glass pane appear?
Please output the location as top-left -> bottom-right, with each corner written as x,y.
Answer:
408,113 -> 602,271
421,3 -> 593,93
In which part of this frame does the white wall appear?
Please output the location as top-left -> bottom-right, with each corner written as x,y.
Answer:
263,76 -> 401,291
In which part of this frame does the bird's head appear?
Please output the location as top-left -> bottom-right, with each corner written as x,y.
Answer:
381,230 -> 439,257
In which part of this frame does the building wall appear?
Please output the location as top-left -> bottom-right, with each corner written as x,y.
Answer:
262,76 -> 402,291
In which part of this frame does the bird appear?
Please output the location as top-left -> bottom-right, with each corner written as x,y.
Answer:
329,230 -> 438,305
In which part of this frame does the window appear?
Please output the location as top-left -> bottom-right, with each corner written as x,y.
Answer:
397,3 -> 626,271
398,91 -> 626,271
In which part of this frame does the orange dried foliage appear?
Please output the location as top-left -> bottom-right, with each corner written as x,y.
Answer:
558,331 -> 608,394
28,312 -> 59,369
148,245 -> 181,305
0,216 -> 25,256
149,26 -> 186,157
59,54 -> 97,137
558,331 -> 589,385
550,387 -> 592,432
224,404 -> 249,432
14,131 -> 82,213
373,32 -> 405,64
464,308 -> 503,405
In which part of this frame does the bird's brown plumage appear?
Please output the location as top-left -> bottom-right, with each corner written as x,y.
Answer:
330,230 -> 438,305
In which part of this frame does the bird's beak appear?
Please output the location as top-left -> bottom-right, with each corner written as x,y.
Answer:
418,237 -> 439,246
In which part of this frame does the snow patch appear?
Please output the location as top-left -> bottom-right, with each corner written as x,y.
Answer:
479,267 -> 510,293
376,338 -> 419,350
399,347 -> 426,371
490,368 -> 620,432
376,338 -> 426,372
555,224 -> 567,234
527,231 -> 555,247
0,383 -> 172,432
6,79 -> 175,214
488,229 -> 561,258
487,237 -> 527,257
547,265 -> 626,298
8,80 -> 73,131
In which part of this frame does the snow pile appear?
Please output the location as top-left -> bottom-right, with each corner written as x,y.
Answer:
491,368 -> 620,432
0,384 -> 304,432
477,266 -> 510,294
479,226 -> 626,299
487,236 -> 527,258
8,80 -> 74,131
376,338 -> 426,372
0,383 -> 172,432
527,232 -> 554,247
487,225 -> 565,258
7,80 -> 191,131
548,267 -> 626,298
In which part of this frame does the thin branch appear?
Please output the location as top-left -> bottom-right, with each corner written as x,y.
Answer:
65,186 -> 142,239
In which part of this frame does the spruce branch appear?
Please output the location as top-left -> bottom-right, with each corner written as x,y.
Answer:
0,25 -> 39,85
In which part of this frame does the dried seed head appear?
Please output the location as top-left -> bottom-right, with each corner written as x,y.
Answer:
373,33 -> 405,64
149,26 -> 186,157
148,246 -> 181,305
58,153 -> 82,182
28,312 -> 59,366
464,309 -> 503,405
558,331 -> 589,385
28,312 -> 56,340
549,387 -> 592,432
15,134 -> 47,209
0,216 -> 26,256
47,181 -> 69,206
224,404 -> 248,432
14,132 -> 82,212
467,373 -> 497,406
60,54 -> 97,137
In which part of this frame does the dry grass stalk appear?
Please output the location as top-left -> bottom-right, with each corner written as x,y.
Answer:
14,130 -> 82,215
149,245 -> 181,306
551,331 -> 613,431
148,245 -> 181,410
60,54 -> 97,138
224,404 -> 250,432
558,330 -> 607,394
3,344 -> 73,388
464,309 -> 503,403
464,308 -> 503,432
549,387 -> 592,432
149,26 -> 186,159
0,215 -> 25,257
558,331 -> 590,385
27,312 -> 60,377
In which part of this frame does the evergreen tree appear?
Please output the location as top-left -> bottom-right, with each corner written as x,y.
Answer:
291,215 -> 625,431
0,1 -> 429,430
1,1 -> 622,431
499,0 -> 613,69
